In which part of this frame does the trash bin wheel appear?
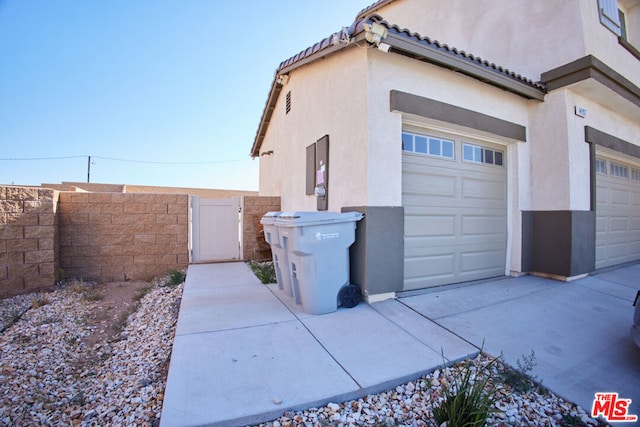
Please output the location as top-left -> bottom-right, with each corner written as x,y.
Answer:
338,284 -> 361,308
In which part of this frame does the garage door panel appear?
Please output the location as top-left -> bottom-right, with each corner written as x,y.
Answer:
610,188 -> 630,206
403,173 -> 456,197
462,178 -> 506,202
461,215 -> 506,236
405,254 -> 455,278
460,249 -> 505,273
405,215 -> 456,237
609,217 -> 630,232
403,193 -> 459,208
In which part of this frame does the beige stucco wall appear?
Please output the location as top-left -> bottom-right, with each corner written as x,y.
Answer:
580,0 -> 640,85
373,0 -> 585,80
374,0 -> 640,86
258,46 -> 370,211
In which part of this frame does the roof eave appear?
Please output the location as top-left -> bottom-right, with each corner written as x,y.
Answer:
250,34 -> 365,158
383,31 -> 546,101
250,77 -> 283,158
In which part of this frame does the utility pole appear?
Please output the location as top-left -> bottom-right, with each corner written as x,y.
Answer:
87,155 -> 91,183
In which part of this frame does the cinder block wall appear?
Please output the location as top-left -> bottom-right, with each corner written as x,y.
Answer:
58,192 -> 189,282
0,186 -> 58,298
243,196 -> 280,261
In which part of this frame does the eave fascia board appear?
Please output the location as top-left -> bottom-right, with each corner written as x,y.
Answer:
278,34 -> 364,75
383,32 -> 546,101
251,36 -> 363,158
250,78 -> 283,158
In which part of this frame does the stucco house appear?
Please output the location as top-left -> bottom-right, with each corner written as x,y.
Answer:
251,0 -> 640,302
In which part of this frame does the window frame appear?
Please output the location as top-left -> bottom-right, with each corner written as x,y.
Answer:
462,142 -> 505,167
610,161 -> 629,179
599,0 -> 623,36
401,131 -> 455,160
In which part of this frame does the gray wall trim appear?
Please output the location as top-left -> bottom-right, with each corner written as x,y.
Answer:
390,90 -> 527,142
342,206 -> 404,296
584,126 -> 640,159
521,210 -> 596,277
541,55 -> 640,109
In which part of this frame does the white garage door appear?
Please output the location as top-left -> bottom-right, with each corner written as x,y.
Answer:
402,130 -> 507,290
595,154 -> 640,269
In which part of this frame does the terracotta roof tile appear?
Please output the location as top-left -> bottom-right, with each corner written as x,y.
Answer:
367,15 -> 546,90
274,13 -> 545,91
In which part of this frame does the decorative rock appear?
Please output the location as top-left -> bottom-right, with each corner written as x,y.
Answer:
0,279 -> 183,426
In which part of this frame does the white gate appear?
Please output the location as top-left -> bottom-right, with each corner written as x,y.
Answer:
191,196 -> 241,262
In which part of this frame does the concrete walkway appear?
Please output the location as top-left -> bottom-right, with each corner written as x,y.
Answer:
161,262 -> 640,426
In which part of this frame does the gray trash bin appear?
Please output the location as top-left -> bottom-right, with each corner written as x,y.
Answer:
260,212 -> 295,297
276,211 -> 364,315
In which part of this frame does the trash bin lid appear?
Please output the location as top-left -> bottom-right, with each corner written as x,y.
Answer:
260,211 -> 283,225
275,211 -> 363,227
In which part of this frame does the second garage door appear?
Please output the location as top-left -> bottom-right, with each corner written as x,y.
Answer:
402,130 -> 508,290
595,153 -> 640,269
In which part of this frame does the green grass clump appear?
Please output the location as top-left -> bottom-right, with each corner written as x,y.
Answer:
164,269 -> 186,287
247,261 -> 276,284
433,356 -> 501,427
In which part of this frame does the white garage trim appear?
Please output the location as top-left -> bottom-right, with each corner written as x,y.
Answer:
402,127 -> 508,290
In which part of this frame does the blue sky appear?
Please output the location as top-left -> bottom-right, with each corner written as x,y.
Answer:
0,1 -> 372,190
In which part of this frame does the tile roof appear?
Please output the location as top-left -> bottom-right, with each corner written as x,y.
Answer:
370,15 -> 547,91
251,10 -> 546,157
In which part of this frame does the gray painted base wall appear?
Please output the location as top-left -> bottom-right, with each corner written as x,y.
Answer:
342,206 -> 404,297
522,210 -> 596,278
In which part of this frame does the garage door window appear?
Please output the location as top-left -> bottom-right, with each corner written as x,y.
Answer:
632,169 -> 640,181
402,132 -> 454,159
463,143 -> 504,166
610,162 -> 629,179
595,159 -> 607,175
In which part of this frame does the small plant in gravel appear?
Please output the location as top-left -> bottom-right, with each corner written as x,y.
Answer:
2,308 -> 23,328
498,349 -> 541,393
166,269 -> 187,287
560,413 -> 591,427
31,295 -> 50,308
67,278 -> 104,302
248,260 -> 276,284
433,355 -> 502,427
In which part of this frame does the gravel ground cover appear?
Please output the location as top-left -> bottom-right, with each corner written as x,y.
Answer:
252,354 -> 602,427
2,272 -> 604,427
0,277 -> 182,427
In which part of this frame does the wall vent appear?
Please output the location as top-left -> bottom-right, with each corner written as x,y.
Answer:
285,91 -> 291,115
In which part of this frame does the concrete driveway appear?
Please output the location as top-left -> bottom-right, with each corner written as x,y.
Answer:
400,263 -> 640,417
161,261 -> 640,426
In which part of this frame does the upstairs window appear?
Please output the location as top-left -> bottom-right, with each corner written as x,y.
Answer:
599,0 -> 623,36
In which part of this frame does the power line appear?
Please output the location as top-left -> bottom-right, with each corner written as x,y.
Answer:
0,154 -> 248,165
92,155 -> 247,165
0,155 -> 87,161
